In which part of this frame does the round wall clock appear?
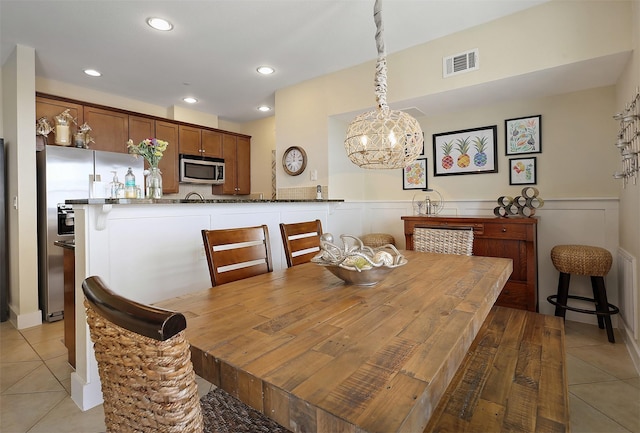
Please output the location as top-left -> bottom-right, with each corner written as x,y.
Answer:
282,146 -> 307,176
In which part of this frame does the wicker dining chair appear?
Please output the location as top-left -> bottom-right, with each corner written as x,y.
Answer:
82,275 -> 291,433
279,219 -> 323,267
413,227 -> 474,256
201,225 -> 273,286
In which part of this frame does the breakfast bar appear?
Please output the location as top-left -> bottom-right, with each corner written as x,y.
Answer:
156,250 -> 512,432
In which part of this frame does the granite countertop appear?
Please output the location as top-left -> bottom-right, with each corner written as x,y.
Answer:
66,198 -> 344,205
53,239 -> 75,250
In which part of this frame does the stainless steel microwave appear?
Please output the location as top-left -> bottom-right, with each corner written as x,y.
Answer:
179,154 -> 225,184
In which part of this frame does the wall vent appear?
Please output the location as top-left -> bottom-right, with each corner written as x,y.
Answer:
443,48 -> 479,78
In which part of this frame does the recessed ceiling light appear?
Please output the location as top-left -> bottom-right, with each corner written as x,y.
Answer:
147,17 -> 173,31
183,97 -> 198,104
256,66 -> 275,75
84,69 -> 102,77
257,105 -> 272,112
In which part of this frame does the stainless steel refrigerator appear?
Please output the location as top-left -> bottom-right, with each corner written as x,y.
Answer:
36,145 -> 143,322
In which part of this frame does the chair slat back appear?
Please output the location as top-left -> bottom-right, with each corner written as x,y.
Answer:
279,220 -> 323,267
414,227 -> 474,256
202,225 -> 273,286
82,276 -> 203,433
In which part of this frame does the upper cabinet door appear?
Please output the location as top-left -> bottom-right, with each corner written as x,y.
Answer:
129,115 -> 155,145
201,130 -> 223,158
84,106 -> 129,153
179,125 -> 201,156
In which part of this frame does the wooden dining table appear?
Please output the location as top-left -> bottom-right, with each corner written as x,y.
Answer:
156,250 -> 512,433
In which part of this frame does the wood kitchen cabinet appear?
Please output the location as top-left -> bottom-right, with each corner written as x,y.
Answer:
84,106 -> 129,153
155,121 -> 179,194
128,116 -> 179,194
402,215 -> 538,311
178,125 -> 201,155
180,126 -> 223,158
36,96 -> 83,146
213,133 -> 250,195
129,115 -> 155,144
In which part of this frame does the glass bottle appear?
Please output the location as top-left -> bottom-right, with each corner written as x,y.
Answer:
124,167 -> 136,198
146,167 -> 163,198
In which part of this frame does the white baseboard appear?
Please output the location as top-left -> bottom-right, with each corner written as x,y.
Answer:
621,319 -> 640,375
10,307 -> 42,329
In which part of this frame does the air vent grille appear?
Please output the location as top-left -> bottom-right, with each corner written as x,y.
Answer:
443,49 -> 479,78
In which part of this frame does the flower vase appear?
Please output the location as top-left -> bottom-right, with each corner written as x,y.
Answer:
146,166 -> 163,198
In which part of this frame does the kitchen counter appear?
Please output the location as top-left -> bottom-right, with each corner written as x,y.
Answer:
66,198 -> 344,204
53,239 -> 75,250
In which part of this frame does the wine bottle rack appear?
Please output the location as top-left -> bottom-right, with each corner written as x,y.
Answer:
613,87 -> 640,187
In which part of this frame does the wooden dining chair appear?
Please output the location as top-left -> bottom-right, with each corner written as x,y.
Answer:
413,227 -> 474,256
201,225 -> 273,286
83,275 -> 290,433
279,219 -> 323,267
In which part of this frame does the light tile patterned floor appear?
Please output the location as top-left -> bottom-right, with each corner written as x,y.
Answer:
0,318 -> 638,432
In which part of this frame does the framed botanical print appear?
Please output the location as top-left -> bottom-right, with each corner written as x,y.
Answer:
509,156 -> 537,185
402,158 -> 427,190
505,115 -> 542,155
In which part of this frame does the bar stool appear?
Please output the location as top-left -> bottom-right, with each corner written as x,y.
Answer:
547,244 -> 619,343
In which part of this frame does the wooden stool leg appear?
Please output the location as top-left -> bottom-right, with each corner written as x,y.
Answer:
590,277 -> 605,330
591,276 -> 615,343
555,272 -> 571,318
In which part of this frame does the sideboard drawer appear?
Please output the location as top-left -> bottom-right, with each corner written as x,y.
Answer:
482,222 -> 529,240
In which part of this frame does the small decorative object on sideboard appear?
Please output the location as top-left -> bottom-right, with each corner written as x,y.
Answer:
311,234 -> 407,286
494,187 -> 544,217
612,87 -> 639,187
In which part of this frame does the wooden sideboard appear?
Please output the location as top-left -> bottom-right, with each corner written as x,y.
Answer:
402,215 -> 538,311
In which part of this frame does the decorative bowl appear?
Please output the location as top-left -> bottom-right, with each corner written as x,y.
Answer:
311,233 -> 407,286
318,258 -> 407,286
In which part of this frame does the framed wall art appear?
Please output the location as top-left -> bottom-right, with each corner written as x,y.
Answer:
433,125 -> 498,176
509,156 -> 537,185
402,158 -> 427,190
505,114 -> 541,155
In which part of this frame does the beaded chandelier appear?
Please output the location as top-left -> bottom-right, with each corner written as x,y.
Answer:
344,0 -> 423,169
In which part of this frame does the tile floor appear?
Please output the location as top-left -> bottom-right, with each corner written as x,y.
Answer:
0,318 -> 638,432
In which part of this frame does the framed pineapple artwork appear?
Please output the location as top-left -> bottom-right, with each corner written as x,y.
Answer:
433,125 -> 498,176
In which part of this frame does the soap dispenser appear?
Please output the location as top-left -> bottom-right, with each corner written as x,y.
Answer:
109,171 -> 120,198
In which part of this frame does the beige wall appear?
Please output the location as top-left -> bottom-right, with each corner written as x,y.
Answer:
2,45 -> 41,328
615,0 -> 640,361
275,0 -> 632,199
242,116 -> 276,199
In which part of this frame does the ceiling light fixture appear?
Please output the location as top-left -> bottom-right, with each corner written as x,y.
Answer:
344,0 -> 423,169
183,97 -> 198,104
146,17 -> 173,31
83,69 -> 102,77
257,105 -> 272,112
256,66 -> 275,75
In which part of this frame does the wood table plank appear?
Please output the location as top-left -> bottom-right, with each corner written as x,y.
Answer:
156,250 -> 512,433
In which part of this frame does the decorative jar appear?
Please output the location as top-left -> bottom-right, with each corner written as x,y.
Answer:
146,167 -> 163,198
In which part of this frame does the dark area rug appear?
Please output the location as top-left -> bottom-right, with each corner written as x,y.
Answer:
201,387 -> 291,433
